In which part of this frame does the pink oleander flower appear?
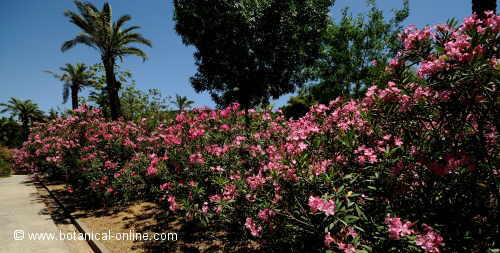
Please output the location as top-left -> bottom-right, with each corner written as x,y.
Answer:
189,153 -> 204,164
246,174 -> 266,190
312,159 -> 332,176
354,145 -> 378,165
394,137 -> 403,147
213,206 -> 222,214
147,166 -> 158,176
258,208 -> 275,222
324,232 -> 335,248
385,216 -> 415,240
159,182 -> 173,191
244,217 -> 262,237
416,224 -> 445,253
104,160 -> 117,169
209,194 -> 221,202
389,58 -> 402,68
188,128 -> 205,138
321,200 -> 336,216
222,184 -> 238,200
337,243 -> 356,253
219,124 -> 231,131
346,227 -> 358,238
308,196 -> 324,212
418,59 -> 447,77
167,195 -> 178,212
201,202 -> 209,214
308,196 -> 336,216
210,166 -> 225,172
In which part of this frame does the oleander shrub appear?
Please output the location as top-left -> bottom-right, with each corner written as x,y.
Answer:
13,13 -> 500,252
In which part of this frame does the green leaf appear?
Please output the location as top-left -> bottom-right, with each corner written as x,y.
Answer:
343,215 -> 360,223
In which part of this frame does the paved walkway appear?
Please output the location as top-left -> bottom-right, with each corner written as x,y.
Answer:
0,175 -> 70,253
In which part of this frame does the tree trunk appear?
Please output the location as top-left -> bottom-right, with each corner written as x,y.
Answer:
239,80 -> 251,129
71,86 -> 79,110
21,119 -> 29,141
103,57 -> 122,120
472,0 -> 497,18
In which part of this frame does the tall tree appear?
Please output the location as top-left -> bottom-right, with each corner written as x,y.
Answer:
0,98 -> 44,140
174,0 -> 333,111
61,0 -> 152,120
44,63 -> 94,110
172,94 -> 194,111
282,0 -> 409,118
472,0 -> 496,18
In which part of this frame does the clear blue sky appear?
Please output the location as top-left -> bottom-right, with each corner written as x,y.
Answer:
0,0 -> 476,113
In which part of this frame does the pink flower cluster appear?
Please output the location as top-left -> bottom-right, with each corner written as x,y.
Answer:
244,217 -> 262,237
308,196 -> 336,216
386,216 -> 444,253
384,217 -> 415,240
416,224 -> 445,253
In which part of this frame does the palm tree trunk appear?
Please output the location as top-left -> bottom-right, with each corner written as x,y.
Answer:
472,0 -> 497,18
103,58 -> 122,120
71,86 -> 79,110
21,119 -> 29,141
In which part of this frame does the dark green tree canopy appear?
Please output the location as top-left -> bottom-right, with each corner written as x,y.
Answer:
174,0 -> 333,109
282,0 -> 409,118
472,0 -> 496,18
309,0 -> 409,100
0,117 -> 22,147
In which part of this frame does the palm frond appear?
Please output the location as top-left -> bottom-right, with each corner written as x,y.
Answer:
115,15 -> 132,29
45,63 -> 94,105
62,82 -> 71,104
117,47 -> 148,61
119,33 -> 153,47
43,70 -> 64,81
64,10 -> 94,35
61,33 -> 97,51
120,25 -> 141,34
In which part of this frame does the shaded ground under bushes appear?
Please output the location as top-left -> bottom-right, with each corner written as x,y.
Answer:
39,179 -> 260,253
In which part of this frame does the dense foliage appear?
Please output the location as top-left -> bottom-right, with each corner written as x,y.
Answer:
283,0 -> 409,118
0,117 -> 23,147
0,146 -> 12,177
174,0 -> 333,109
14,14 -> 500,252
0,98 -> 44,141
80,63 -> 172,121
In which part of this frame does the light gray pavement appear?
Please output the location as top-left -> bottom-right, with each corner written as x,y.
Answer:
0,175 -> 70,253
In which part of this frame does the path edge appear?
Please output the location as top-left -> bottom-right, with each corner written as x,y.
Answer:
35,176 -> 112,253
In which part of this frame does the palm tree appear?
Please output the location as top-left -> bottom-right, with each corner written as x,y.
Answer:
172,94 -> 194,111
472,0 -> 496,18
61,1 -> 152,120
44,63 -> 94,110
0,98 -> 44,140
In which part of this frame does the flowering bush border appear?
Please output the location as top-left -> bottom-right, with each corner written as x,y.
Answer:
14,13 -> 499,252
